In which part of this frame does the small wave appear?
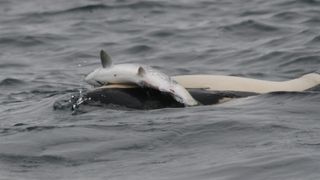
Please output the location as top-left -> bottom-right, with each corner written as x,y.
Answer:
0,34 -> 64,47
219,20 -> 280,38
25,126 -> 56,132
23,1 -> 181,17
303,17 -> 320,25
0,36 -> 44,47
298,0 -> 320,4
119,1 -> 169,9
124,44 -> 154,54
259,91 -> 320,105
205,154 -> 319,180
30,85 -> 65,95
279,55 -> 320,67
276,0 -> 320,6
13,123 -> 27,127
147,29 -> 175,38
0,126 -> 54,136
254,50 -> 291,63
0,78 -> 26,87
57,4 -> 110,13
307,34 -> 320,45
0,63 -> 28,69
221,20 -> 279,32
261,37 -> 290,47
240,10 -> 271,17
23,4 -> 110,17
0,154 -> 75,166
272,11 -> 302,21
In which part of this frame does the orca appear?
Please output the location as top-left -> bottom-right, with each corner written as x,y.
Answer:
82,72 -> 320,110
83,86 -> 257,110
82,50 -> 320,109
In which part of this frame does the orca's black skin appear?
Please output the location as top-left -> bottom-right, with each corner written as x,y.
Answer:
306,84 -> 320,91
83,87 -> 258,110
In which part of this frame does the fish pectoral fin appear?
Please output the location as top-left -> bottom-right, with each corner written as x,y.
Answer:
171,92 -> 199,106
172,94 -> 184,104
137,66 -> 147,77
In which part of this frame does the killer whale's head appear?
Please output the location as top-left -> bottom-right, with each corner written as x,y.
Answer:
85,50 -> 114,87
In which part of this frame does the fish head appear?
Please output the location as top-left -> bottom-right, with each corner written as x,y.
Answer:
85,50 -> 113,87
85,68 -> 107,87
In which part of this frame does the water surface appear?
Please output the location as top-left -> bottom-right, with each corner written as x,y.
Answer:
1,0 -> 320,179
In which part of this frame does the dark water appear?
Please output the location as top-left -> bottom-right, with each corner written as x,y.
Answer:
1,0 -> 320,179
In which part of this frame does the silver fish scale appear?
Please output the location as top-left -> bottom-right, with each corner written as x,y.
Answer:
144,66 -> 177,85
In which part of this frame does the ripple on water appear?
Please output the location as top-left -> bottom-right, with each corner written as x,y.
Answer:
0,78 -> 26,87
219,20 -> 282,41
0,63 -> 28,69
147,29 -> 175,38
303,17 -> 320,25
272,11 -> 305,22
272,0 -> 320,8
221,20 -> 279,32
307,34 -> 320,45
0,34 -> 65,48
279,55 -> 320,68
1,0 -> 320,179
124,44 -> 154,55
22,1 -> 178,18
199,153 -> 320,180
0,154 -> 75,167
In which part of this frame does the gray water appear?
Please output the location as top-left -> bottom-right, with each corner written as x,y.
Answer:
1,0 -> 320,179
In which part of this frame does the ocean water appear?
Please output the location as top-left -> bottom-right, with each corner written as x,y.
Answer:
1,0 -> 320,179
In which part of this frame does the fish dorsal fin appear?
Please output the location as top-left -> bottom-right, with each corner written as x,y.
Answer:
137,66 -> 146,77
100,50 -> 112,68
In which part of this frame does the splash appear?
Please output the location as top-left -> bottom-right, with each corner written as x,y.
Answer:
53,88 -> 90,115
71,89 -> 91,115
